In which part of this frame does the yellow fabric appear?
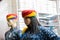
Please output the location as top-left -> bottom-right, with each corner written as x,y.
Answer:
7,16 -> 15,19
22,27 -> 28,34
24,12 -> 36,18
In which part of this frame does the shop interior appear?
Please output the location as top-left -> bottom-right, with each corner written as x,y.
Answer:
0,0 -> 60,40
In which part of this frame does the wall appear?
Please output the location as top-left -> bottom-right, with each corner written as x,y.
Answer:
0,0 -> 9,40
0,0 -> 17,40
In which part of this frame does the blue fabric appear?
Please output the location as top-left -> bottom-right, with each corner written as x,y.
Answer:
5,27 -> 21,40
20,26 -> 60,40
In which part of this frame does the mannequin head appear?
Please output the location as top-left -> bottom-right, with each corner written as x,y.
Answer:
6,14 -> 18,28
22,10 -> 41,33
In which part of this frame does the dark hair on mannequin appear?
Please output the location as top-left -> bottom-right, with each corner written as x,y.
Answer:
26,17 -> 41,33
0,0 -> 2,2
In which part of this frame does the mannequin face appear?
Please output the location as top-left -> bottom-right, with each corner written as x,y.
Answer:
7,19 -> 17,28
24,18 -> 31,25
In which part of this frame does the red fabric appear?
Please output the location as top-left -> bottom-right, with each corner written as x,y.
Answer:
22,10 -> 36,17
6,14 -> 17,18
